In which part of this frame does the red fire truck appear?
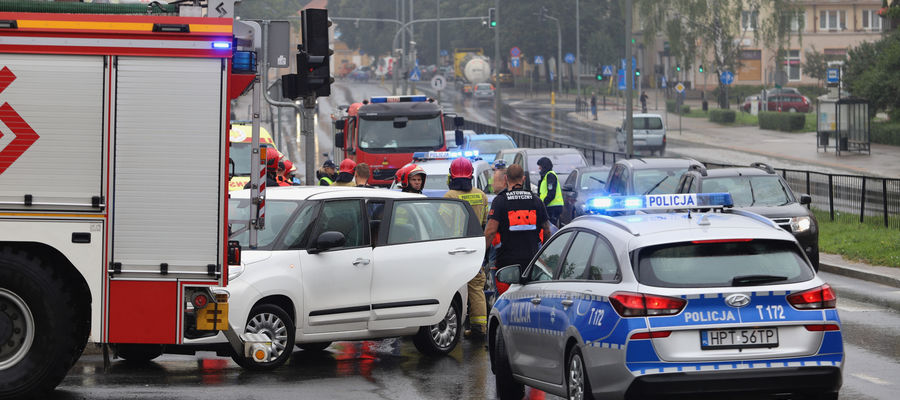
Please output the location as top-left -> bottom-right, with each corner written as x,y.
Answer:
333,95 -> 464,186
0,1 -> 266,396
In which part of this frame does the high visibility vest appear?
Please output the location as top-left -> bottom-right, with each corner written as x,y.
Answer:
539,170 -> 564,207
319,176 -> 334,186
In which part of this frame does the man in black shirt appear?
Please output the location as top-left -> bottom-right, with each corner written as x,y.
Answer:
484,164 -> 552,272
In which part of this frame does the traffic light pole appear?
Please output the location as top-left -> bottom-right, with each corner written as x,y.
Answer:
493,0 -> 501,134
625,0 -> 634,157
301,95 -> 316,185
260,20 -> 305,180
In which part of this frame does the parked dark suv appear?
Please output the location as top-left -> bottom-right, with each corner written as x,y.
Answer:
675,162 -> 819,269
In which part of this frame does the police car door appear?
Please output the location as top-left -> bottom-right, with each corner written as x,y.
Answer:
369,199 -> 483,330
299,199 -> 373,333
508,230 -> 574,381
531,230 -> 622,385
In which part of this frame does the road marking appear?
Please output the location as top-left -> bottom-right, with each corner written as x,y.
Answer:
851,373 -> 892,386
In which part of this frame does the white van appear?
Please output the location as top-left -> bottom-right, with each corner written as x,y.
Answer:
616,113 -> 666,156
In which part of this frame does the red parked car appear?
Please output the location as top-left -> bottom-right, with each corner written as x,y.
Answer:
743,93 -> 811,113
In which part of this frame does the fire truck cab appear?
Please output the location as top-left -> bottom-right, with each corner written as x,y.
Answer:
0,1 -> 266,396
333,95 -> 464,186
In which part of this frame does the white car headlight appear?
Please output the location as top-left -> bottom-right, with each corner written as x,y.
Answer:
790,216 -> 812,233
229,264 -> 246,281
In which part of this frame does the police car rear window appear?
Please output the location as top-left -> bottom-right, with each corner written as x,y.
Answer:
636,239 -> 813,288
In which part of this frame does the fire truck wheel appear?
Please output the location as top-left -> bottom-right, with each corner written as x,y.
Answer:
0,246 -> 89,398
115,344 -> 163,363
231,304 -> 295,371
413,297 -> 461,356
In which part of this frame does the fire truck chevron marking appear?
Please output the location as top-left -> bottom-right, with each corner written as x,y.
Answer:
0,68 -> 40,175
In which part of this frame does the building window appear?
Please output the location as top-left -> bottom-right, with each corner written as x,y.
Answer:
862,9 -> 882,31
784,50 -> 801,81
742,10 -> 759,31
819,10 -> 846,31
790,11 -> 806,32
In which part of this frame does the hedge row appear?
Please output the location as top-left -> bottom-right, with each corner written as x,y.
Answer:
708,109 -> 736,123
758,111 -> 805,131
665,100 -> 691,115
871,122 -> 900,146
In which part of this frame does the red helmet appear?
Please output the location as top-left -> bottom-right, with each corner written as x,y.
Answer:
395,164 -> 425,188
449,157 -> 474,179
339,158 -> 357,174
265,148 -> 281,171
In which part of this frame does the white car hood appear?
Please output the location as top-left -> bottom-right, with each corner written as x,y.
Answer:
241,250 -> 272,266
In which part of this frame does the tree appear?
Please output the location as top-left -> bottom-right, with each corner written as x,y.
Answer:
637,0 -> 802,108
802,46 -> 827,87
235,0 -> 309,20
845,32 -> 900,119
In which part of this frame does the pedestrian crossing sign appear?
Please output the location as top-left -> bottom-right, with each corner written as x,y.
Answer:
409,66 -> 421,82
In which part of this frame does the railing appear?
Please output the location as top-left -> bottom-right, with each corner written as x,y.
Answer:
461,120 -> 900,229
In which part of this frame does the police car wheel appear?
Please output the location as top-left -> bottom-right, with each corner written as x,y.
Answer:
231,304 -> 295,371
492,326 -> 524,400
0,246 -> 90,399
566,346 -> 594,400
115,344 -> 162,363
413,299 -> 461,356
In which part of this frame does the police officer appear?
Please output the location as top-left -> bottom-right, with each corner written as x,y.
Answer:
537,157 -> 563,226
395,164 -> 426,194
331,158 -> 357,187
443,158 -> 489,339
318,160 -> 337,186
484,164 -> 551,275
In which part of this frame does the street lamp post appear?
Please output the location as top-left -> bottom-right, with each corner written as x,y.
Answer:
494,0 -> 501,134
540,11 -> 563,96
576,0 -> 580,101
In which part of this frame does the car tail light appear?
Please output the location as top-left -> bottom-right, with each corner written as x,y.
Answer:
610,291 -> 686,317
787,284 -> 836,309
804,324 -> 840,332
630,330 -> 672,340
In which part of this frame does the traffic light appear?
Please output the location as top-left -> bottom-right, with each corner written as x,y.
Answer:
282,8 -> 334,99
488,8 -> 497,28
698,64 -> 704,73
635,68 -> 641,77
675,64 -> 681,72
595,66 -> 603,81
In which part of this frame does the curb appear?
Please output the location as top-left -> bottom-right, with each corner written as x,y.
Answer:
819,261 -> 900,289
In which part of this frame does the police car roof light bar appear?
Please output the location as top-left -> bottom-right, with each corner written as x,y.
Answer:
369,95 -> 428,103
412,150 -> 479,160
585,193 -> 734,214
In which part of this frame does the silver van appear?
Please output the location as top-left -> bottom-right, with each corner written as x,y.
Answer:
616,113 -> 666,156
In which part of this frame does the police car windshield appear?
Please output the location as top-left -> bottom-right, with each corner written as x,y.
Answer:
701,176 -> 793,207
231,143 -> 252,176
469,139 -> 514,154
634,168 -> 689,195
359,116 -> 443,152
636,239 -> 813,288
228,199 -> 315,250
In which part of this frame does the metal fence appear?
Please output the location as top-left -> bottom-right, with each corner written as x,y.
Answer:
461,120 -> 900,229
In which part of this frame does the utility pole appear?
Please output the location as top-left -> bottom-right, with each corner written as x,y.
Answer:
575,0 -> 580,100
436,0 -> 440,67
494,0 -> 501,134
625,0 -> 634,157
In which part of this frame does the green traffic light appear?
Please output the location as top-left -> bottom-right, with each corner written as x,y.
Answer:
491,21 -> 497,27
699,65 -> 704,73
596,75 -> 603,81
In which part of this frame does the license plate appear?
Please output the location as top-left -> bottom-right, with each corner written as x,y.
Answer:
700,327 -> 778,350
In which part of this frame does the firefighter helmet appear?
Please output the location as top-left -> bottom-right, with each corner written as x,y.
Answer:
449,157 -> 474,179
395,164 -> 425,188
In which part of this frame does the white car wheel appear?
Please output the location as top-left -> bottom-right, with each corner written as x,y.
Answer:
413,300 -> 461,355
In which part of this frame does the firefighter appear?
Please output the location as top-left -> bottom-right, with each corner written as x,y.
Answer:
395,164 -> 426,194
275,160 -> 292,187
484,164 -> 552,277
331,158 -> 357,187
442,158 -> 489,339
318,160 -> 337,186
243,147 -> 282,189
537,156 -> 563,226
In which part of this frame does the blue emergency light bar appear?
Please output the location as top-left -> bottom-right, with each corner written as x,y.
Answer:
370,95 -> 428,103
412,150 -> 479,160
586,193 -> 734,214
212,41 -> 232,49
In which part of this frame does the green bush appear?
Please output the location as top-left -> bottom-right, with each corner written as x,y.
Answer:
870,121 -> 900,146
666,99 -> 677,113
708,109 -> 736,123
681,104 -> 691,114
665,100 -> 690,114
758,111 -> 806,131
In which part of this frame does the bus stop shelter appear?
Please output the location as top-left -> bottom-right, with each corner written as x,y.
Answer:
817,96 -> 870,156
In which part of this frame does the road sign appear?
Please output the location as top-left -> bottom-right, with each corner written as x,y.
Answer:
510,57 -> 520,68
660,75 -> 667,88
440,49 -> 448,57
675,82 -> 686,94
720,70 -> 735,85
510,46 -> 521,58
534,56 -> 544,65
602,65 -> 614,76
409,66 -> 421,81
564,53 -> 575,64
431,75 -> 446,91
620,57 -> 636,70
826,68 -> 840,84
617,69 -> 626,90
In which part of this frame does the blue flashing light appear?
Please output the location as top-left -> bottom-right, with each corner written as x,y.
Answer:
701,192 -> 734,207
369,95 -> 428,104
624,197 -> 643,208
463,150 -> 480,158
212,41 -> 232,49
370,96 -> 388,103
408,95 -> 428,102
588,197 -> 613,209
585,192 -> 734,214
412,152 -> 428,159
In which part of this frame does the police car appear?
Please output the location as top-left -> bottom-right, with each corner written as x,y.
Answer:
488,193 -> 842,400
389,151 -> 496,196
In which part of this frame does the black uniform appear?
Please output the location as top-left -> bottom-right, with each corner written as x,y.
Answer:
488,185 -> 549,269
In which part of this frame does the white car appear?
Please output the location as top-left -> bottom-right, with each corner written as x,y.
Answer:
616,113 -> 667,156
200,186 -> 485,369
